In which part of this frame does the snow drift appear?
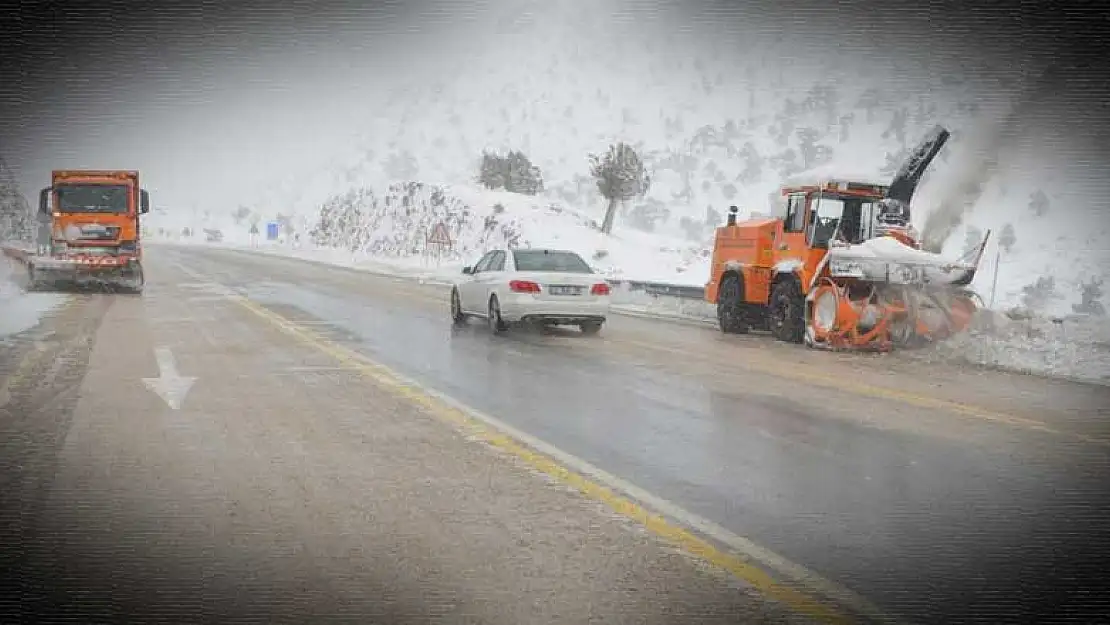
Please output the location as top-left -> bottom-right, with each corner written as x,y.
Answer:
0,258 -> 66,339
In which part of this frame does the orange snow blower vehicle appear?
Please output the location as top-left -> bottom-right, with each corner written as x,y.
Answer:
705,125 -> 989,351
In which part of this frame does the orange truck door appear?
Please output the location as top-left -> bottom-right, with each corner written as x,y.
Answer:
774,191 -> 808,266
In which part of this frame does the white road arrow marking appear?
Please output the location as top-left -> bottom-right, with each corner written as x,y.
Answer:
142,347 -> 196,410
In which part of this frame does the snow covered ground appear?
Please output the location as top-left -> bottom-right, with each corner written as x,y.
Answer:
0,257 -> 66,340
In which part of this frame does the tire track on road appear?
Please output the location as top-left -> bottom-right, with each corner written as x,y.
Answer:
0,294 -> 112,617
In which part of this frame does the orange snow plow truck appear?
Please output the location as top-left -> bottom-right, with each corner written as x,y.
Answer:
26,170 -> 150,293
705,126 -> 989,351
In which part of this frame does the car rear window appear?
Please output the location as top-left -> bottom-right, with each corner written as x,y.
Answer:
513,250 -> 593,273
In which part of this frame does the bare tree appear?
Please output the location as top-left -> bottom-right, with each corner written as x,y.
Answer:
589,142 -> 651,234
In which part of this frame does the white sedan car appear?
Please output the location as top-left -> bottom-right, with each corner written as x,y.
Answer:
450,248 -> 612,334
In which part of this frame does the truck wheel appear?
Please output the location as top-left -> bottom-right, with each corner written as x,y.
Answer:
119,265 -> 145,295
770,278 -> 805,344
717,274 -> 750,334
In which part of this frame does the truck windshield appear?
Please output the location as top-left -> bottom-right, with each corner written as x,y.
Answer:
808,195 -> 877,247
56,184 -> 130,214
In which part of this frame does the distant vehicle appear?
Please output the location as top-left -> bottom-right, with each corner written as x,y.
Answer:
204,228 -> 223,242
450,248 -> 612,335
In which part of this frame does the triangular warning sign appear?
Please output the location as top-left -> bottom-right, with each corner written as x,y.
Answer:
427,222 -> 452,245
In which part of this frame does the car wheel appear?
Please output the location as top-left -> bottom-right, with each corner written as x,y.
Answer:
579,320 -> 603,336
487,295 -> 507,334
450,288 -> 466,325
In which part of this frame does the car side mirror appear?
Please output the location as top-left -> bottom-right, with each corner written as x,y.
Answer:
140,189 -> 151,214
462,266 -> 474,275
39,187 -> 52,215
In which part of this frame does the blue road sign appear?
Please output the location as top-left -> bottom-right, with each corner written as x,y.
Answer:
266,222 -> 279,241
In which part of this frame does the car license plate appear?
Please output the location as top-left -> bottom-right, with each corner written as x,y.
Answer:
549,285 -> 582,296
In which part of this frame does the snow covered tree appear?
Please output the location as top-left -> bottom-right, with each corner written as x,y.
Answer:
479,151 -> 507,190
0,156 -> 31,243
838,113 -> 855,143
505,150 -> 544,195
998,223 -> 1017,253
1073,278 -> 1106,316
855,88 -> 881,124
882,108 -> 909,147
478,150 -> 543,195
589,142 -> 651,234
796,127 -> 821,169
1021,276 -> 1058,312
232,205 -> 252,226
804,83 -> 840,129
1029,189 -> 1050,217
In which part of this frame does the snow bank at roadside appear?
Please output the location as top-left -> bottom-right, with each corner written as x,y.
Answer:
905,310 -> 1110,386
0,257 -> 66,339
589,286 -> 1110,387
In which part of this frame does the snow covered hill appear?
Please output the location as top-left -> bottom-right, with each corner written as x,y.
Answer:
172,0 -> 1105,318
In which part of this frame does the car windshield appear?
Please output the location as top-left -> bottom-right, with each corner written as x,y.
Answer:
55,184 -> 129,214
513,250 -> 593,273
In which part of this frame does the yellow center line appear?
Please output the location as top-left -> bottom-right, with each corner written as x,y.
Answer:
227,293 -> 887,625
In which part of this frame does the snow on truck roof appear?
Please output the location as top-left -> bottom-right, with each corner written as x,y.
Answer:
780,165 -> 887,189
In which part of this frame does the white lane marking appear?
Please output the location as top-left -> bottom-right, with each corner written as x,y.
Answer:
142,347 -> 197,410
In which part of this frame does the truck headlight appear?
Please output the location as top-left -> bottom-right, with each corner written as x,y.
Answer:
118,240 -> 137,254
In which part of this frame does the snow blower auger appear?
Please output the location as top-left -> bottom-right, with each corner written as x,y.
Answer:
705,124 -> 991,352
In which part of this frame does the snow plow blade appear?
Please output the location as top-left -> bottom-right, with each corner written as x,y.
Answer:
8,246 -> 145,294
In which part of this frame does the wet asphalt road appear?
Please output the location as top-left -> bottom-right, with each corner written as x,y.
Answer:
160,244 -> 1110,624
6,243 -> 1110,624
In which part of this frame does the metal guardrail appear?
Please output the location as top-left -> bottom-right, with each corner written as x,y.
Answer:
606,279 -> 706,300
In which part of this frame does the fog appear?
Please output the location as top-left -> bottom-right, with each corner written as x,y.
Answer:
1,0 -> 1103,226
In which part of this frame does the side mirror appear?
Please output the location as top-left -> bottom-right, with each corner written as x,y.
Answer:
39,187 -> 52,215
462,266 -> 474,275
140,189 -> 151,214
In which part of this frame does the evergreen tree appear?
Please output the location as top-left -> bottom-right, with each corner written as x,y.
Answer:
589,142 -> 651,234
